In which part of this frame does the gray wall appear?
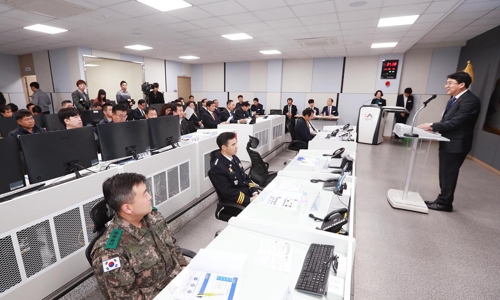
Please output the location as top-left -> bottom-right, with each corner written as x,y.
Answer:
457,25 -> 500,171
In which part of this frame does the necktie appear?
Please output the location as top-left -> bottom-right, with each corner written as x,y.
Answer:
328,107 -> 331,116
141,109 -> 144,116
289,106 -> 291,112
444,97 -> 457,115
211,112 -> 215,120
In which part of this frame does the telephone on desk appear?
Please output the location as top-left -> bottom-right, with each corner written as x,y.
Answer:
309,208 -> 348,233
323,147 -> 344,158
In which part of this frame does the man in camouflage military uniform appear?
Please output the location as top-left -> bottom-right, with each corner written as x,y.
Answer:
91,173 -> 187,300
210,132 -> 260,207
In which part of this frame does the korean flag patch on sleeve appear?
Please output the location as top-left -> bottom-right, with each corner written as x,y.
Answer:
102,257 -> 121,273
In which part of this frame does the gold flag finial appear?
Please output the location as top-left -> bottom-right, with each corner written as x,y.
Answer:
463,60 -> 474,84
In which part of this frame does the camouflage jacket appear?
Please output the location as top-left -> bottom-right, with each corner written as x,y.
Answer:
91,209 -> 188,300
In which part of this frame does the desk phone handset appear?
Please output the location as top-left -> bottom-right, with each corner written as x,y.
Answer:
313,208 -> 348,233
332,147 -> 345,158
342,123 -> 350,131
331,129 -> 339,137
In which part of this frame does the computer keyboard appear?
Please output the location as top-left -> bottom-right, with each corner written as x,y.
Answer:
0,183 -> 46,203
295,243 -> 335,296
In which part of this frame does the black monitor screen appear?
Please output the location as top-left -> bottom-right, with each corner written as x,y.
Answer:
81,110 -> 104,126
19,126 -> 98,184
150,104 -> 164,114
97,120 -> 150,161
0,137 -> 25,194
43,114 -> 65,131
33,115 -> 44,128
0,117 -> 18,138
147,115 -> 181,150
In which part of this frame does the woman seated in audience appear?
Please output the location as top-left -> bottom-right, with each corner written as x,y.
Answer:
93,89 -> 107,108
371,90 -> 386,107
159,103 -> 172,116
186,101 -> 203,128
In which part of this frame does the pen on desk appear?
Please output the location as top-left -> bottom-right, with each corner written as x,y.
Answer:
197,292 -> 223,297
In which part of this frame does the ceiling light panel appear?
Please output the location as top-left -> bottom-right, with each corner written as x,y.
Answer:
260,50 -> 281,55
378,15 -> 419,27
221,33 -> 253,40
24,24 -> 67,34
371,42 -> 398,48
124,45 -> 153,50
179,56 -> 200,59
137,0 -> 192,12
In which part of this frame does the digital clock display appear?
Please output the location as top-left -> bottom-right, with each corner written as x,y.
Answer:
381,60 -> 399,79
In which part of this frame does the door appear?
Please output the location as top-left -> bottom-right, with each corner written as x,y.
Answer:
177,76 -> 191,100
23,75 -> 37,104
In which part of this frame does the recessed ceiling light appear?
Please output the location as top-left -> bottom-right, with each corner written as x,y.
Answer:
84,64 -> 99,67
349,1 -> 367,7
378,15 -> 419,27
124,45 -> 153,51
179,56 -> 200,60
221,33 -> 253,41
24,24 -> 67,34
260,50 -> 281,55
137,0 -> 191,12
371,42 -> 398,48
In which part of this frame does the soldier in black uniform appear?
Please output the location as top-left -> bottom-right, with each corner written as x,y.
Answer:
210,132 -> 259,206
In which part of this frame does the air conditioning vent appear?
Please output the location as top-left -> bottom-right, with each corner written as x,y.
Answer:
0,0 -> 93,18
295,37 -> 339,47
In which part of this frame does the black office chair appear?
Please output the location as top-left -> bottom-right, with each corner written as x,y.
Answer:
284,123 -> 308,165
246,136 -> 277,187
207,149 -> 246,223
84,199 -> 196,266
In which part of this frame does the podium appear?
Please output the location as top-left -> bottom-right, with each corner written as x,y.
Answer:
387,124 -> 450,213
356,105 -> 407,145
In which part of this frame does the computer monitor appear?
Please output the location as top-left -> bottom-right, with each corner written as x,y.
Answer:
269,109 -> 282,115
0,137 -> 25,194
19,126 -> 99,184
33,115 -> 44,128
147,115 -> 181,150
43,114 -> 65,131
150,104 -> 164,114
0,117 -> 18,137
97,120 -> 150,161
80,110 -> 104,126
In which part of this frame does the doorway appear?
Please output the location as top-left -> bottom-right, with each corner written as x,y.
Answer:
177,76 -> 191,100
23,75 -> 37,104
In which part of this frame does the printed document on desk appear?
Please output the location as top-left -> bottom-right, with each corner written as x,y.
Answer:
253,239 -> 294,272
261,191 -> 301,210
173,249 -> 246,300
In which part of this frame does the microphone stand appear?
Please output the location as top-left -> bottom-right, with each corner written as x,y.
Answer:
404,95 -> 435,137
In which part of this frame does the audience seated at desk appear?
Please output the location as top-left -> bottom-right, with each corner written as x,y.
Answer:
172,103 -> 189,135
61,100 -> 74,109
91,173 -> 188,300
371,90 -> 386,107
32,106 -> 42,116
234,101 -> 251,121
30,81 -> 52,114
149,83 -> 164,104
251,98 -> 264,115
72,79 -> 91,111
308,99 -> 320,115
235,95 -> 252,118
295,108 -> 315,147
26,103 -> 35,113
99,103 -> 113,125
8,109 -> 46,138
210,132 -> 259,207
144,106 -> 157,119
283,98 -> 298,132
186,101 -> 203,128
133,100 -> 147,120
58,108 -> 83,129
198,98 -> 208,119
321,98 -> 338,116
220,100 -> 246,124
213,99 -> 222,118
159,103 -> 172,117
202,100 -> 220,129
0,104 -> 13,118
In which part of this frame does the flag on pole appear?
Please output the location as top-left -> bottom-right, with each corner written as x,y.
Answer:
463,60 -> 474,84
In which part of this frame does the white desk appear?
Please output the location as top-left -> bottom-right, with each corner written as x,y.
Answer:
309,131 -> 357,153
280,150 -> 356,178
155,220 -> 355,300
269,115 -> 286,150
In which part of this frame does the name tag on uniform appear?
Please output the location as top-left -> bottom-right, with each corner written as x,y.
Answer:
234,180 -> 238,185
103,257 -> 121,272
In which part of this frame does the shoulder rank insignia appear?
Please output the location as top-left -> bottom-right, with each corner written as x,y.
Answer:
105,228 -> 122,250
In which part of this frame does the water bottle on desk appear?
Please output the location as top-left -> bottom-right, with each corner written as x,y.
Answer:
300,192 -> 308,214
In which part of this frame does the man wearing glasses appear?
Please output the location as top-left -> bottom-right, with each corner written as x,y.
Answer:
110,104 -> 129,124
418,71 -> 480,212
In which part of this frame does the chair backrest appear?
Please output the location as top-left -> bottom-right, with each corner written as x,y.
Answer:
246,136 -> 268,176
85,199 -> 115,265
269,109 -> 282,115
209,149 -> 220,167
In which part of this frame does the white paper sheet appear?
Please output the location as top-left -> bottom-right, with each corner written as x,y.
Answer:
276,181 -> 301,192
262,191 -> 301,210
253,239 -> 293,273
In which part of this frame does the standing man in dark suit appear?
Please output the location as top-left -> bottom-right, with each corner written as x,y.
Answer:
294,108 -> 314,148
283,98 -> 297,133
202,100 -> 220,129
418,71 -> 480,212
72,79 -> 91,111
321,98 -> 338,116
132,99 -> 147,120
395,87 -> 414,124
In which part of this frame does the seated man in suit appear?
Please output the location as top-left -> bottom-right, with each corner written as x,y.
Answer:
99,103 -> 113,124
202,100 -> 220,129
213,99 -> 222,117
132,99 -> 147,120
144,106 -> 157,119
234,101 -> 251,121
295,108 -> 315,147
198,98 -> 208,119
172,103 -> 189,135
57,107 -> 83,129
251,98 -> 264,115
210,132 -> 259,207
220,100 -> 246,124
321,98 -> 338,116
308,99 -> 319,115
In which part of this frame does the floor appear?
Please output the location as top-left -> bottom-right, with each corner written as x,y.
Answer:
76,139 -> 500,300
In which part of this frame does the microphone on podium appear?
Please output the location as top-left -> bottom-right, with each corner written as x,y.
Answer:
423,94 -> 437,106
405,94 -> 437,137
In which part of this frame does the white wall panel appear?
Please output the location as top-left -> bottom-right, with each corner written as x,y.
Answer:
399,49 -> 433,95
91,49 -> 120,60
282,59 -> 313,93
343,56 -> 378,94
382,94 -> 397,136
426,47 -> 461,95
202,63 -> 224,92
311,57 -> 343,93
249,61 -> 268,92
32,51 -> 54,93
145,57 -> 166,92
226,62 -> 250,92
266,92 -> 281,111
267,59 -> 283,93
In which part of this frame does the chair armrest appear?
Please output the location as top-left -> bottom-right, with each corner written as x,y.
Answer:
289,140 -> 308,149
219,202 -> 246,211
181,248 -> 197,259
264,162 -> 269,169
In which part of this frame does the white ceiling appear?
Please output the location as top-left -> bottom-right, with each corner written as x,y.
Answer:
0,0 -> 499,63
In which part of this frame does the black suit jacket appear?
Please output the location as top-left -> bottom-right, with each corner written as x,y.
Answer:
187,111 -> 201,125
132,108 -> 145,120
321,105 -> 338,116
234,108 -> 248,121
283,105 -> 298,118
220,108 -> 238,123
310,107 -> 319,115
371,98 -> 386,107
72,90 -> 91,110
149,91 -> 164,104
251,104 -> 264,115
202,111 -> 219,129
396,94 -> 414,114
432,90 -> 480,153
294,117 -> 312,143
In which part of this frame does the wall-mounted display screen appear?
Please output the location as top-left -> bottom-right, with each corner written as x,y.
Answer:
381,60 -> 399,79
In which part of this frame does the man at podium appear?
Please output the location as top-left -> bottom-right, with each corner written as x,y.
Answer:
417,71 -> 480,212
